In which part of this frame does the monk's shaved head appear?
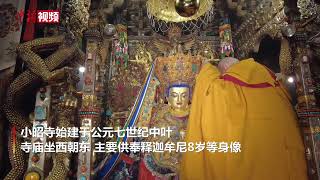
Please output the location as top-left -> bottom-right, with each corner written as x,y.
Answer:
218,57 -> 239,74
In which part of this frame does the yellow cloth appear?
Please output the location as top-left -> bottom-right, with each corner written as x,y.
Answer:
181,58 -> 307,180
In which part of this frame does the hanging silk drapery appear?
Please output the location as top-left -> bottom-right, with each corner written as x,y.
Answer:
23,0 -> 37,41
113,24 -> 129,68
96,64 -> 155,179
219,18 -> 234,58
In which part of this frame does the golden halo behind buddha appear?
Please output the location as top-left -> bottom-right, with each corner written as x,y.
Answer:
146,0 -> 214,22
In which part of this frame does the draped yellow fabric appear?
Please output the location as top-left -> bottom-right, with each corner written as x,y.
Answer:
181,58 -> 307,180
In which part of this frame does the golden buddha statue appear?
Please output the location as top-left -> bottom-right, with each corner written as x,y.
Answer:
129,42 -> 153,72
139,53 -> 202,179
134,43 -> 152,64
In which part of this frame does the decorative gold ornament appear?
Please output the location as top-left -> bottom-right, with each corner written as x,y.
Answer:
234,0 -> 285,57
132,42 -> 152,64
197,41 -> 219,62
168,25 -> 182,39
297,0 -> 318,19
3,35 -> 84,180
82,94 -> 99,108
175,0 -> 200,17
25,171 -> 41,180
47,90 -> 77,180
104,24 -> 116,36
145,104 -> 188,177
115,24 -> 127,33
154,53 -> 202,98
146,0 -> 213,22
61,0 -> 90,38
279,38 -> 293,76
153,25 -> 196,56
236,8 -> 287,58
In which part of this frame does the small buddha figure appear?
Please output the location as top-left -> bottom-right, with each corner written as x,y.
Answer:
138,54 -> 202,179
153,25 -> 195,57
130,42 -> 152,71
134,43 -> 152,63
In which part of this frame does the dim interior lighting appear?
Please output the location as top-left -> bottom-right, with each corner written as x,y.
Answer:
79,66 -> 86,73
287,76 -> 294,83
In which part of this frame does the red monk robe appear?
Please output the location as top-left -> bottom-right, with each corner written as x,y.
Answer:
181,58 -> 307,180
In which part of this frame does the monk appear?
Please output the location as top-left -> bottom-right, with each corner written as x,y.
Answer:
180,57 -> 307,180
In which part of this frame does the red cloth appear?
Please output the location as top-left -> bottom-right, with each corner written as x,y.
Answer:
220,65 -> 279,88
23,0 -> 37,41
221,74 -> 276,88
138,160 -> 156,180
120,153 -> 134,165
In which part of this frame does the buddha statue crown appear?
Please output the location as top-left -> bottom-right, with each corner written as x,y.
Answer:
154,53 -> 202,97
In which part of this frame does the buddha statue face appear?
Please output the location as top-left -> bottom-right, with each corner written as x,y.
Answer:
167,85 -> 190,111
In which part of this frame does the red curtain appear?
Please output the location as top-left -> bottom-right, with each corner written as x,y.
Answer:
23,0 -> 37,41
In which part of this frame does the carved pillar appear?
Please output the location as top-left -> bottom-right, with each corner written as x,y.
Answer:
77,29 -> 102,180
292,29 -> 320,180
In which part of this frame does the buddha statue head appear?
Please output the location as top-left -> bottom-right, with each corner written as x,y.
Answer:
167,84 -> 190,114
155,54 -> 202,117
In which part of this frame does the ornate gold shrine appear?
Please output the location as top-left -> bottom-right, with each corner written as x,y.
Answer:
146,0 -> 214,22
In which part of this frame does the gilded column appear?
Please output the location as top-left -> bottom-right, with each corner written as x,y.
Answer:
293,29 -> 320,180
